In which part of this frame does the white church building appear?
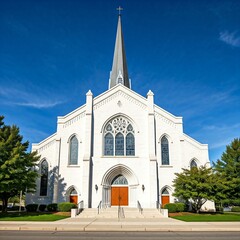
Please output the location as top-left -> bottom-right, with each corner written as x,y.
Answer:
26,14 -> 211,210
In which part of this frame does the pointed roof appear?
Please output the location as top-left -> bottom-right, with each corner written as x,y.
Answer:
109,14 -> 130,89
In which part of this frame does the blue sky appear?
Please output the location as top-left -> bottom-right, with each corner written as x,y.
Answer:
0,0 -> 239,164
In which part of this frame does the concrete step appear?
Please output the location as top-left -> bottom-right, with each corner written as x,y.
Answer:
77,207 -> 164,219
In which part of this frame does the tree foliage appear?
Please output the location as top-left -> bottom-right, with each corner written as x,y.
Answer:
213,138 -> 240,202
0,116 -> 40,212
173,166 -> 219,213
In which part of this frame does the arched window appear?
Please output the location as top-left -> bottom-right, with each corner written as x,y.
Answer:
69,136 -> 78,165
126,133 -> 135,156
40,160 -> 48,196
115,133 -> 124,155
103,116 -> 135,156
190,159 -> 197,169
111,175 -> 128,185
161,136 -> 169,165
104,133 -> 114,155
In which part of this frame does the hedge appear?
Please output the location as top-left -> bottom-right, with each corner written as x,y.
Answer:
164,203 -> 177,213
163,203 -> 186,213
58,202 -> 77,212
176,203 -> 185,212
39,204 -> 47,212
47,203 -> 58,212
26,204 -> 38,212
231,207 -> 240,212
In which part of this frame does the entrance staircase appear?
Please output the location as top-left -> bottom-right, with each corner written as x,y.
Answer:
76,207 -> 165,219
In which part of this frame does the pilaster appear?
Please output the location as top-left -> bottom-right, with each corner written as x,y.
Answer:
82,90 -> 93,208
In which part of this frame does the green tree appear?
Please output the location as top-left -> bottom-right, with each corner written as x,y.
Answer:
213,138 -> 240,203
0,116 -> 40,212
173,166 -> 218,213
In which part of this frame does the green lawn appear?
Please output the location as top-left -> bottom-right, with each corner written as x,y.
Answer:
171,212 -> 240,222
0,212 -> 70,221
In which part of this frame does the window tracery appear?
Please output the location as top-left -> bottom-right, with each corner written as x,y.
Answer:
104,116 -> 135,156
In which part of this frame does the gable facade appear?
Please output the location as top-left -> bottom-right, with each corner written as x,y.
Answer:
26,14 -> 212,210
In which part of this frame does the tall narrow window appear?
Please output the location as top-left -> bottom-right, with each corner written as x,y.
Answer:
115,133 -> 124,155
69,136 -> 78,165
190,159 -> 197,169
40,160 -> 48,196
126,133 -> 135,156
104,133 -> 114,155
161,136 -> 169,165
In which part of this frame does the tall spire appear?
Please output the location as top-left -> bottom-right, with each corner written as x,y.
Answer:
109,8 -> 130,89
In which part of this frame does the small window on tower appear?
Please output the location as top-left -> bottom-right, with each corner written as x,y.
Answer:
118,77 -> 123,84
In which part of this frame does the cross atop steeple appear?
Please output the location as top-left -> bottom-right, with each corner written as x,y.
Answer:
116,6 -> 123,15
109,10 -> 130,89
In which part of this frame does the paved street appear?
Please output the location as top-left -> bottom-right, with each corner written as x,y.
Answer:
1,231 -> 240,240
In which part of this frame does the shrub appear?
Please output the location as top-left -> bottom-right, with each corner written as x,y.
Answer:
164,203 -> 177,213
231,207 -> 240,212
58,202 -> 77,212
26,204 -> 38,212
176,203 -> 185,212
215,206 -> 224,212
8,206 -> 25,211
47,203 -> 58,212
39,204 -> 47,212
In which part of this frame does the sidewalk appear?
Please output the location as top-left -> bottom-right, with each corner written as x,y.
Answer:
1,217 -> 240,232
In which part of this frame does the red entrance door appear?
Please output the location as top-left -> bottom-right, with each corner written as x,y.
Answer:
70,195 -> 78,204
161,196 -> 170,207
111,187 -> 128,206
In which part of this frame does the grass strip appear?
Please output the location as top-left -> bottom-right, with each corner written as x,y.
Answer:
171,213 -> 240,222
0,212 -> 69,221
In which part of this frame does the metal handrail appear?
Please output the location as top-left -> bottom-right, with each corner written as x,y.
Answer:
118,206 -> 125,219
137,200 -> 143,214
97,200 -> 102,214
78,200 -> 84,214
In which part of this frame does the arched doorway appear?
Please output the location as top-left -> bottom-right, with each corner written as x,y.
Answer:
69,188 -> 78,204
111,175 -> 128,206
161,188 -> 170,207
101,164 -> 139,207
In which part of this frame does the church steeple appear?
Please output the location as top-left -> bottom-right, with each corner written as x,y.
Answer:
109,8 -> 130,89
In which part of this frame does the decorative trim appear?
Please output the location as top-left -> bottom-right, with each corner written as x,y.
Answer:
62,112 -> 86,129
155,112 -> 176,129
93,90 -> 147,111
38,140 -> 55,153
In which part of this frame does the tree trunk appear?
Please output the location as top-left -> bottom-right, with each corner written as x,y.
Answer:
2,196 -> 9,212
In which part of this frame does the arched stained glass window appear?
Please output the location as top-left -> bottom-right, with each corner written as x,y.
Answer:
111,175 -> 128,185
103,116 -> 135,156
190,159 -> 197,169
40,160 -> 48,196
126,133 -> 135,156
115,133 -> 124,156
70,188 -> 77,195
161,136 -> 169,165
162,188 -> 169,195
69,136 -> 78,165
104,133 -> 114,156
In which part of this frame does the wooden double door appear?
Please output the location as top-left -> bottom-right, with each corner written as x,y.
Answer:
111,186 -> 128,206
